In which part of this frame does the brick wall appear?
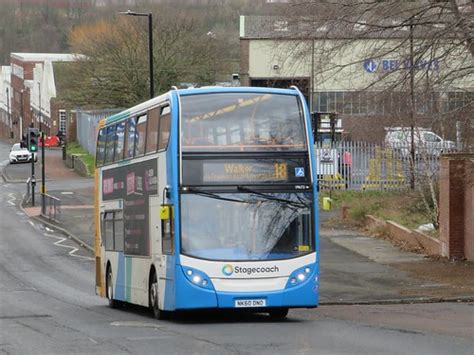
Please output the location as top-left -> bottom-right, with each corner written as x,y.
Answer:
439,154 -> 474,261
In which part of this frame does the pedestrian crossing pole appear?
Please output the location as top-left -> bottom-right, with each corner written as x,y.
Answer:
29,125 -> 36,207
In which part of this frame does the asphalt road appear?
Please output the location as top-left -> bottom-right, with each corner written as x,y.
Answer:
1,140 -> 473,354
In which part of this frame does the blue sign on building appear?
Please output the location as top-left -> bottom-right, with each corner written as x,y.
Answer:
364,58 -> 440,73
363,59 -> 378,73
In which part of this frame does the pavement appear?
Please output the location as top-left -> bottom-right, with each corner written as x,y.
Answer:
2,144 -> 474,305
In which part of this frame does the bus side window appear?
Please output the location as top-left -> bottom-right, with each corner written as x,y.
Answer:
103,212 -> 114,251
158,106 -> 171,151
104,125 -> 116,165
114,121 -> 126,162
114,211 -> 124,252
96,128 -> 106,167
102,210 -> 124,252
125,117 -> 136,159
146,107 -> 160,153
135,114 -> 147,156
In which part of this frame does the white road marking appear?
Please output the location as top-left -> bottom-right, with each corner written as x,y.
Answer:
7,193 -> 16,205
61,191 -> 74,195
43,233 -> 94,260
110,321 -> 164,329
88,337 -> 98,344
28,221 -> 35,227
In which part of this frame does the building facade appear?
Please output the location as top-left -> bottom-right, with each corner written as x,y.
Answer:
0,53 -> 80,142
239,16 -> 474,143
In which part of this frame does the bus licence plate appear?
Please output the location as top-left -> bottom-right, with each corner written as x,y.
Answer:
234,299 -> 266,308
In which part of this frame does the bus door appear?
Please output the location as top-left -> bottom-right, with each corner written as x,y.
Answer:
149,155 -> 173,309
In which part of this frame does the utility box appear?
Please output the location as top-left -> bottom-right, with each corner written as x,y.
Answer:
322,197 -> 332,211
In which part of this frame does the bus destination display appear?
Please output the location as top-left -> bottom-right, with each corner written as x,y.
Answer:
183,158 -> 310,185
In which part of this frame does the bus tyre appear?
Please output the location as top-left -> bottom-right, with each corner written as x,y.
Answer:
107,267 -> 122,309
268,308 -> 289,319
149,273 -> 169,320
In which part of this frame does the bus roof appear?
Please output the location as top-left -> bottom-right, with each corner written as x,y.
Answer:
104,86 -> 301,126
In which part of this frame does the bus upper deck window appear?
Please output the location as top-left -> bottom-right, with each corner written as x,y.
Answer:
158,106 -> 171,151
125,117 -> 136,159
135,115 -> 147,156
114,121 -> 126,162
104,125 -> 116,164
96,128 -> 106,167
146,108 -> 160,153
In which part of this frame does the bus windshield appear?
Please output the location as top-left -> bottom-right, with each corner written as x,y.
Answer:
180,192 -> 313,261
181,93 -> 307,152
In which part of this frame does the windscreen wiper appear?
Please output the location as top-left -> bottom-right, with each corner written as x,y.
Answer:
236,185 -> 309,209
182,187 -> 248,204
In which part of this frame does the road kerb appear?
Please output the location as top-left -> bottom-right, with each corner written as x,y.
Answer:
19,193 -> 94,253
320,296 -> 474,306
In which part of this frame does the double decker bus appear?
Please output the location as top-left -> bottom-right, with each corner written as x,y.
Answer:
94,86 -> 319,319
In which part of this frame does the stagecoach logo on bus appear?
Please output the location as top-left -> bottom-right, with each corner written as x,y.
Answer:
222,264 -> 280,276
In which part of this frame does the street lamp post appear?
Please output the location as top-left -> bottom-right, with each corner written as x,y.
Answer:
119,10 -> 154,99
39,82 -> 46,214
20,90 -> 24,142
6,87 -> 12,139
409,20 -> 416,190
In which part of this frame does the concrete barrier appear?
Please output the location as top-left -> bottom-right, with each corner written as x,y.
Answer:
65,153 -> 90,177
365,214 -> 441,257
73,156 -> 90,177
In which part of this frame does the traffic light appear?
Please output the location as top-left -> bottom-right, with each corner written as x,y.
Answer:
27,128 -> 40,153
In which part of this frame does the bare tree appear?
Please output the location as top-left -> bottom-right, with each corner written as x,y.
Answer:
58,6 -> 221,108
263,1 -> 473,139
256,0 -> 473,228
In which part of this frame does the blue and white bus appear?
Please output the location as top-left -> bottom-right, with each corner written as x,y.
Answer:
94,86 -> 319,319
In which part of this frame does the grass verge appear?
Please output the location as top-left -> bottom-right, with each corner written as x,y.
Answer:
321,190 -> 437,234
66,141 -> 95,176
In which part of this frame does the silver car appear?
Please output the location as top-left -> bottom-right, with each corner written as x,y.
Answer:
385,127 -> 456,158
9,143 -> 37,164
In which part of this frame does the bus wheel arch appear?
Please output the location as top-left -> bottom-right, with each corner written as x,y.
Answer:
106,262 -> 122,309
148,266 -> 169,320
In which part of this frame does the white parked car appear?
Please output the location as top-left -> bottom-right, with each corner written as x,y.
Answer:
385,127 -> 456,158
9,143 -> 37,164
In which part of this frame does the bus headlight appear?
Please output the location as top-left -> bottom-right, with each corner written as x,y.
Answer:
297,273 -> 306,281
286,264 -> 315,288
182,266 -> 214,290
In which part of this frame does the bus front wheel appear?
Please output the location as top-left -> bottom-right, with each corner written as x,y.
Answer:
106,267 -> 122,309
268,308 -> 289,319
149,273 -> 169,320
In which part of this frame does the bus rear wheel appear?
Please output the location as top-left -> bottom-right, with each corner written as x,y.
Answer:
268,308 -> 289,319
106,267 -> 123,309
149,273 -> 169,320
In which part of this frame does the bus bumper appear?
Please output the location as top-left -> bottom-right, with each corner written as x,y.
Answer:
215,274 -> 319,309
175,264 -> 319,310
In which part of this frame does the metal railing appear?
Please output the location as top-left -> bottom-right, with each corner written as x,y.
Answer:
315,141 -> 458,191
76,109 -> 122,156
40,193 -> 61,222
